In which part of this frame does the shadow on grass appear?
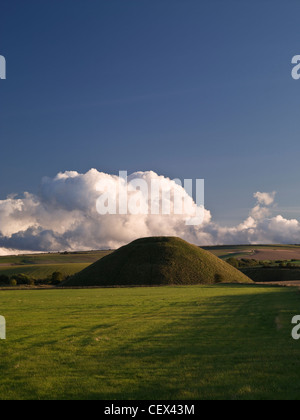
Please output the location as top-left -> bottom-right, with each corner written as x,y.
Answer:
65,287 -> 300,400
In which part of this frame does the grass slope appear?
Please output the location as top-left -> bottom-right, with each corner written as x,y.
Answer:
0,285 -> 299,400
64,237 -> 252,287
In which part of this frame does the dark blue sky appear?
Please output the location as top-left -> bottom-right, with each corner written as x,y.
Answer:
1,0 -> 300,225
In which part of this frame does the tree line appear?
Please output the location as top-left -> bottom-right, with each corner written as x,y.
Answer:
0,272 -> 66,287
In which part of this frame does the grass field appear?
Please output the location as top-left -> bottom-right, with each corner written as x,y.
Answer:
0,285 -> 300,400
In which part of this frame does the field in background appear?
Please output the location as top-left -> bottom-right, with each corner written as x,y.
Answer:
0,251 -> 110,265
0,285 -> 299,400
203,244 -> 300,262
0,263 -> 90,279
0,251 -> 111,280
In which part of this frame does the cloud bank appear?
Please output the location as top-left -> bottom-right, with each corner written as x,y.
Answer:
0,169 -> 299,255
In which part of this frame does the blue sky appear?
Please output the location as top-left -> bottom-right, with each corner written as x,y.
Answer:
1,0 -> 300,226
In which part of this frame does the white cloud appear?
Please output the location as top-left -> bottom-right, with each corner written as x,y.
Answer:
0,169 -> 298,254
249,191 -> 276,220
253,191 -> 276,206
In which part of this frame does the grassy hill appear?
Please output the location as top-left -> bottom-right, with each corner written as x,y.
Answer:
63,237 -> 252,287
2,244 -> 300,284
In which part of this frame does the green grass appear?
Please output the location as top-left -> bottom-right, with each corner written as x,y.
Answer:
0,285 -> 300,400
0,263 -> 90,280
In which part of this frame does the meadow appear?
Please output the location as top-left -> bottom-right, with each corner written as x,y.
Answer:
0,285 -> 300,400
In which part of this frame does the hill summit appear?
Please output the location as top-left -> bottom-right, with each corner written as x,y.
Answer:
63,237 -> 252,287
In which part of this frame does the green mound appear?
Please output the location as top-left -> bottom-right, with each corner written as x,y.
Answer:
63,237 -> 253,287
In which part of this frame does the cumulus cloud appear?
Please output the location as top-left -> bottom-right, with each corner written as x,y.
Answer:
253,191 -> 276,206
0,169 -> 299,255
250,191 -> 276,220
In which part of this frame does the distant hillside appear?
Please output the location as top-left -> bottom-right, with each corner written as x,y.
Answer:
63,237 -> 252,287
